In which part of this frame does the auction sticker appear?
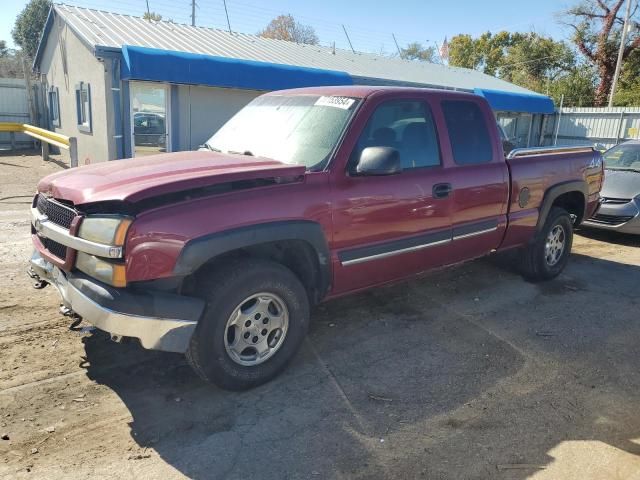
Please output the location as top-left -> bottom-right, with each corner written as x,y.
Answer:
315,96 -> 355,109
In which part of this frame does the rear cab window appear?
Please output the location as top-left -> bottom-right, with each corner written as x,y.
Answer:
442,100 -> 494,165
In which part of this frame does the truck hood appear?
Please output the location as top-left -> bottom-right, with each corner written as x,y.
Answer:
601,169 -> 640,200
37,151 -> 306,205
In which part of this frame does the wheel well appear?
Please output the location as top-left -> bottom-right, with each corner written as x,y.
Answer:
551,191 -> 585,224
183,240 -> 325,305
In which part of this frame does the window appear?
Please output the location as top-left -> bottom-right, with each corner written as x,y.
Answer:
206,94 -> 358,170
75,82 -> 92,133
48,87 -> 60,128
442,100 -> 493,165
351,100 -> 440,171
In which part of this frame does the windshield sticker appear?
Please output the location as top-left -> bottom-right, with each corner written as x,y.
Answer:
314,96 -> 355,110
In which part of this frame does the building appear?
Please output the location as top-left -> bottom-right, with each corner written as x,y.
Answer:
33,4 -> 555,165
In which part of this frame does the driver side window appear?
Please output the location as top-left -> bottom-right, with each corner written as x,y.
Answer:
350,100 -> 441,171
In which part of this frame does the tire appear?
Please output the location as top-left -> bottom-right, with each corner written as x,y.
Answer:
186,258 -> 310,391
520,207 -> 573,282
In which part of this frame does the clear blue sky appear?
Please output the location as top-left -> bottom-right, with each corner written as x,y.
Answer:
1,0 -> 574,54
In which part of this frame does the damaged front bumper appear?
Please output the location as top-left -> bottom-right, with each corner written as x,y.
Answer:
29,250 -> 203,353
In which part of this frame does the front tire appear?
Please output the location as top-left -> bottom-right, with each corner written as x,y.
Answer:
186,258 -> 310,390
520,207 -> 573,282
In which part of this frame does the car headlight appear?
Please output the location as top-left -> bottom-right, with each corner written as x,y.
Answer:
75,251 -> 127,287
78,216 -> 132,246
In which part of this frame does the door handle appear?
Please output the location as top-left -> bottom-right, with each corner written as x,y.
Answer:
433,183 -> 452,199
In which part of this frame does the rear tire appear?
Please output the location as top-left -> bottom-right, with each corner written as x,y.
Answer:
520,207 -> 573,282
186,258 -> 310,391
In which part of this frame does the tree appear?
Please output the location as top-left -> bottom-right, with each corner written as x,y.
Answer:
143,11 -> 162,22
500,33 -> 576,92
448,31 -> 512,74
12,0 -> 51,59
400,42 -> 437,62
258,14 -> 318,45
0,40 -> 8,58
547,65 -> 597,106
613,47 -> 640,105
563,0 -> 640,105
448,31 -> 582,102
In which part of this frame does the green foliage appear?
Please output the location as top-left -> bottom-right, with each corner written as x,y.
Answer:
0,40 -> 8,57
449,30 -> 596,106
614,49 -> 640,106
143,11 -> 162,22
11,0 -> 51,59
400,42 -> 437,62
547,65 -> 597,107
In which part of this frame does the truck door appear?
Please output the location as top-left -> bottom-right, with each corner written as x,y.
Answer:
330,98 -> 453,294
439,99 -> 509,263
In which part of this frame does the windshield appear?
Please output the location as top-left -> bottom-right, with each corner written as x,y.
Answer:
603,143 -> 640,171
205,94 -> 360,171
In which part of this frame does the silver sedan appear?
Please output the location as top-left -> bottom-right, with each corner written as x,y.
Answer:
583,140 -> 640,234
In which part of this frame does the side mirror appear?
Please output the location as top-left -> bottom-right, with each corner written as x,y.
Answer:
355,147 -> 402,176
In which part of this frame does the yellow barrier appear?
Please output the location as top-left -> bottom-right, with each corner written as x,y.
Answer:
0,122 -> 78,167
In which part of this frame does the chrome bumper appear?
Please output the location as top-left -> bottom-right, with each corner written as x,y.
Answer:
29,250 -> 203,353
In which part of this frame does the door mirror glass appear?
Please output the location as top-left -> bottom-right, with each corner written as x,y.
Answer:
355,146 -> 402,176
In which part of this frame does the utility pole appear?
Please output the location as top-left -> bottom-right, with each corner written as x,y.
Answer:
222,0 -> 231,33
145,0 -> 151,18
342,25 -> 355,54
609,0 -> 633,107
191,0 -> 196,26
392,33 -> 403,59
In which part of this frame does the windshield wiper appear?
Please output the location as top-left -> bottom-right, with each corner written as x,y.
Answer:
227,150 -> 254,156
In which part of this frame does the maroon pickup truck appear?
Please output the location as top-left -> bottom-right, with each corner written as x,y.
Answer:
28,86 -> 603,390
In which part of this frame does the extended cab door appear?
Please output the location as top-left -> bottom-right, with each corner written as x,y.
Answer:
330,96 -> 454,294
439,98 -> 509,263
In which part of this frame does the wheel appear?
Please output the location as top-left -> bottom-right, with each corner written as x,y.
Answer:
520,207 -> 573,282
186,258 -> 310,391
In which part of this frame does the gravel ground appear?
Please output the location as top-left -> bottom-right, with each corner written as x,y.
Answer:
1,152 -> 639,480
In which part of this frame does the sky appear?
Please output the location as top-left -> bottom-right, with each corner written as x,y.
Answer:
1,0 -> 575,54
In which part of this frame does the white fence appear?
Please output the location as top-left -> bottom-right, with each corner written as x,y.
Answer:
0,77 -> 44,150
543,107 -> 640,149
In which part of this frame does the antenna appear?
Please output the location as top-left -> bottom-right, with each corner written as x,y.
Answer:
342,25 -> 355,54
222,0 -> 232,33
145,0 -> 151,18
392,33 -> 403,59
191,0 -> 196,26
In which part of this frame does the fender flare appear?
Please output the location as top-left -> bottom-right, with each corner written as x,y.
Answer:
173,220 -> 331,297
536,180 -> 588,232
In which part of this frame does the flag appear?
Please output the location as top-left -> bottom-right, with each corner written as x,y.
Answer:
440,37 -> 449,61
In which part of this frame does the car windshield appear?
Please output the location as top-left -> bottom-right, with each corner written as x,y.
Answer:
603,143 -> 640,171
205,94 -> 360,171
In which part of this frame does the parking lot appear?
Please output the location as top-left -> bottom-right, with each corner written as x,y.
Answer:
1,152 -> 639,480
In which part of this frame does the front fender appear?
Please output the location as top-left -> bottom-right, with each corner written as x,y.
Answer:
173,220 -> 331,295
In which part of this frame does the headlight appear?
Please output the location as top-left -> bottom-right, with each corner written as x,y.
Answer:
78,216 -> 132,246
75,252 -> 127,287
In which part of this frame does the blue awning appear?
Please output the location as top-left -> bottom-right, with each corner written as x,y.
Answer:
120,45 -> 354,90
474,88 -> 555,114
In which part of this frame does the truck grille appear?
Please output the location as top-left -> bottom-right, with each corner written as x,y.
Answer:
590,213 -> 635,225
34,194 -> 78,261
36,194 -> 77,230
600,197 -> 631,205
40,236 -> 68,260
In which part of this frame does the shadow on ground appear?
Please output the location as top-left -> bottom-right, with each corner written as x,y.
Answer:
576,227 -> 640,247
80,252 -> 640,479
